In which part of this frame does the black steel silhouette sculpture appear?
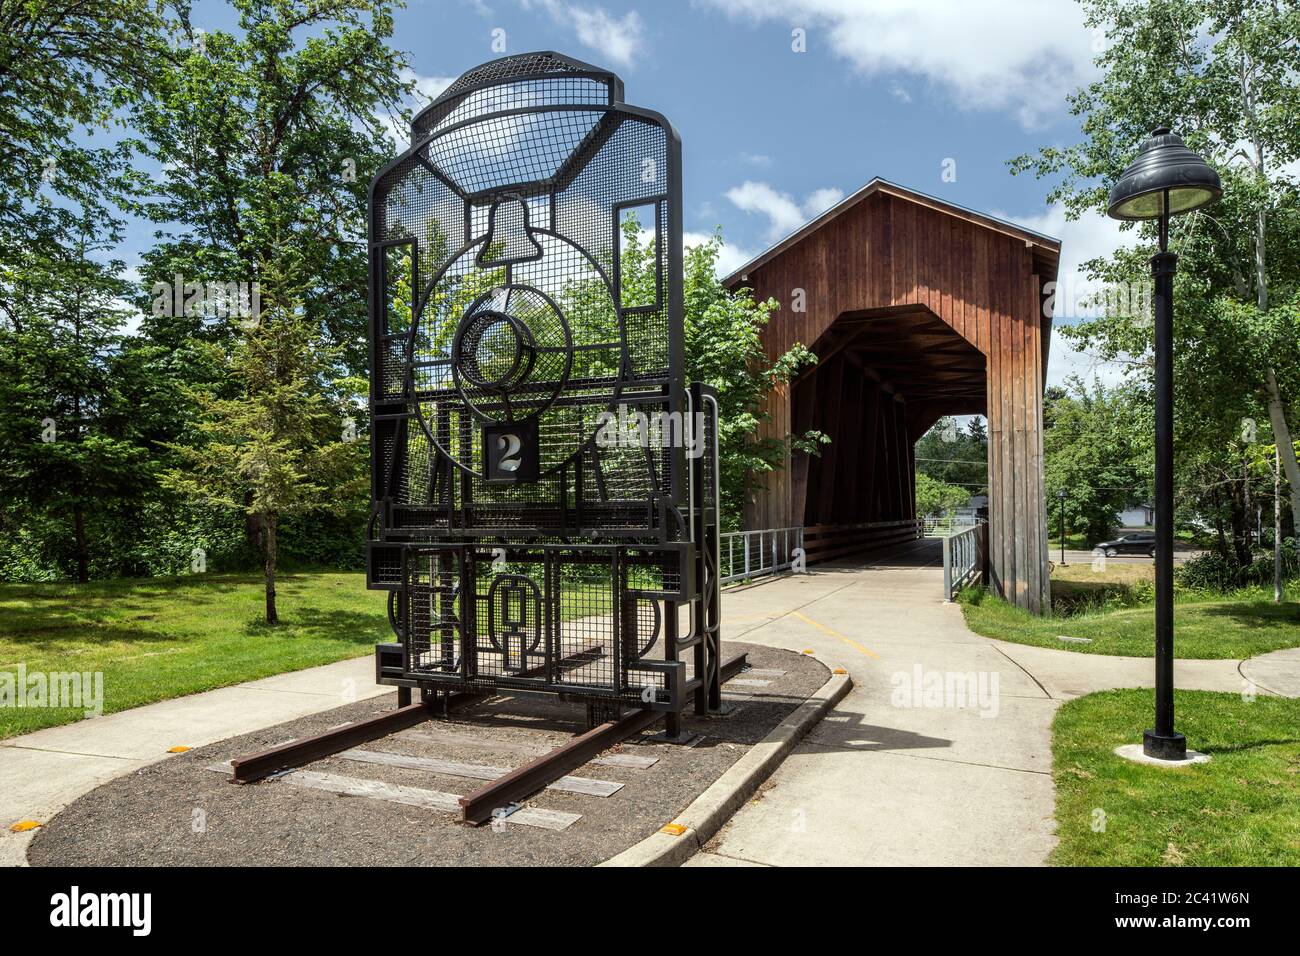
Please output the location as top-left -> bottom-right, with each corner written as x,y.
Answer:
366,52 -> 722,734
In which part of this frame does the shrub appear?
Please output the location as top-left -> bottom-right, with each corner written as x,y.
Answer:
1175,551 -> 1240,592
1176,541 -> 1299,593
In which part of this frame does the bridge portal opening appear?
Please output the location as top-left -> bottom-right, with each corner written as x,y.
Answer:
724,179 -> 1058,613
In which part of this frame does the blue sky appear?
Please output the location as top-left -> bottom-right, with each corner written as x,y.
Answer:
136,0 -> 1138,387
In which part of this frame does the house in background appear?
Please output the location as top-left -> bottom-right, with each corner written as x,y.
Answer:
1118,503 -> 1155,528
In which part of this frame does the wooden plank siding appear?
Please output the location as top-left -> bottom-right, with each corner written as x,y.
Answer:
725,185 -> 1058,614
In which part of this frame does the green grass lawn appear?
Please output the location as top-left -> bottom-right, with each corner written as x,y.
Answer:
1046,533 -> 1092,551
1051,689 -> 1300,866
0,572 -> 614,740
0,573 -> 389,739
959,584 -> 1300,658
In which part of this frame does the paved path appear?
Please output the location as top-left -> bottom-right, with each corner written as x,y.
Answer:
1,539 -> 1288,867
1240,647 -> 1300,699
687,538 -> 1250,868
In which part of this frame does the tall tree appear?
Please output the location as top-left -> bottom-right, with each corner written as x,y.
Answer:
0,219 -> 153,581
129,0 -> 416,562
915,473 -> 971,518
162,256 -> 366,623
915,417 -> 989,496
1010,0 -> 1300,536
131,0 -> 413,374
1043,377 -> 1153,546
0,0 -> 161,256
677,231 -> 824,527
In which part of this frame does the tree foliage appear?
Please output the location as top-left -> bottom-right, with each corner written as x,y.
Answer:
130,0 -> 413,374
1044,377 -> 1153,545
914,416 -> 988,496
0,220 -> 160,581
914,472 -> 970,518
677,230 -> 824,528
162,257 -> 365,622
1011,0 -> 1300,556
0,0 -> 162,255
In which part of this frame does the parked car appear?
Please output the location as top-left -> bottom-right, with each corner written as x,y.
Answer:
1093,532 -> 1155,557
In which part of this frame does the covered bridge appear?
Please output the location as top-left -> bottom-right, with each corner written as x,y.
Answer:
722,179 -> 1060,614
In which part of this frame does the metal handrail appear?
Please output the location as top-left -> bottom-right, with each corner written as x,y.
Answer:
720,527 -> 804,584
942,522 -> 986,600
923,512 -> 979,536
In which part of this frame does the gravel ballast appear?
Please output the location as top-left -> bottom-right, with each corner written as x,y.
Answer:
29,642 -> 827,867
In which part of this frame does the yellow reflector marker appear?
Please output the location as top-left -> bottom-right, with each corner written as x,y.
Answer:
9,820 -> 41,833
660,823 -> 688,836
166,746 -> 191,753
802,648 -> 815,655
832,667 -> 847,675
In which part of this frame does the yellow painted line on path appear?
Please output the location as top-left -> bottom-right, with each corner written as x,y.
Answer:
791,611 -> 880,659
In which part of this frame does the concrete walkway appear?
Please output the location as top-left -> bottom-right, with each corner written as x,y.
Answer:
0,658 -> 393,866
687,538 -> 1252,867
1,539 -> 1288,867
1240,647 -> 1300,700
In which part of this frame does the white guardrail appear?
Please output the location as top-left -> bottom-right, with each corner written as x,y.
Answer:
941,522 -> 986,600
923,513 -> 979,536
719,527 -> 804,585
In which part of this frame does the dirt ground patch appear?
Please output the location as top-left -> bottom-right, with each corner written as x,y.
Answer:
29,642 -> 826,866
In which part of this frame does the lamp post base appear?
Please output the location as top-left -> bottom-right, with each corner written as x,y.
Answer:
1118,741 -> 1208,767
1142,728 -> 1187,761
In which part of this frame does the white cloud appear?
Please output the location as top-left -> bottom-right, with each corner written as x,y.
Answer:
118,266 -> 147,335
686,231 -> 755,277
522,0 -> 646,67
725,180 -> 843,240
740,151 -> 773,166
371,69 -> 456,149
404,68 -> 456,103
726,181 -> 805,237
1045,328 -> 1132,390
702,0 -> 1097,128
802,186 -> 844,216
995,204 -> 1140,388
995,203 -> 1132,324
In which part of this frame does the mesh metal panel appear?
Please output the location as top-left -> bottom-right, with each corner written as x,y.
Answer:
369,54 -> 707,714
371,55 -> 679,535
404,548 -> 464,674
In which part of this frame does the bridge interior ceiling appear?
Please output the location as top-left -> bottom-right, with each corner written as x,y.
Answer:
818,307 -> 985,416
791,307 -> 986,528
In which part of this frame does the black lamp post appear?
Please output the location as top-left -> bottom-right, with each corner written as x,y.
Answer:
1107,127 -> 1221,761
1056,489 -> 1067,567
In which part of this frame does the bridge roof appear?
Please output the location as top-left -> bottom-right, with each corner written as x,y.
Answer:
721,177 -> 1060,290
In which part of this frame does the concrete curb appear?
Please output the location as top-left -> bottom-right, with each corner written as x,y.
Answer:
599,665 -> 853,868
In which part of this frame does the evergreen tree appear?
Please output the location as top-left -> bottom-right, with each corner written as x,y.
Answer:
0,220 -> 153,581
161,256 -> 365,622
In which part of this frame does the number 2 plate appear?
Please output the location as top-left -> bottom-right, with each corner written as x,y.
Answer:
483,419 -> 539,484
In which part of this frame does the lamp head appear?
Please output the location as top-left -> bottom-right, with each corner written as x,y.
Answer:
1107,127 -> 1221,221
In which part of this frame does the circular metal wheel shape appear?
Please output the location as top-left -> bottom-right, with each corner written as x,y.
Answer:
406,229 -> 630,480
450,283 -> 572,426
452,310 -> 536,392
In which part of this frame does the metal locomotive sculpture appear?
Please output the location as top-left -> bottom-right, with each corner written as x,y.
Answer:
366,52 -> 722,734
